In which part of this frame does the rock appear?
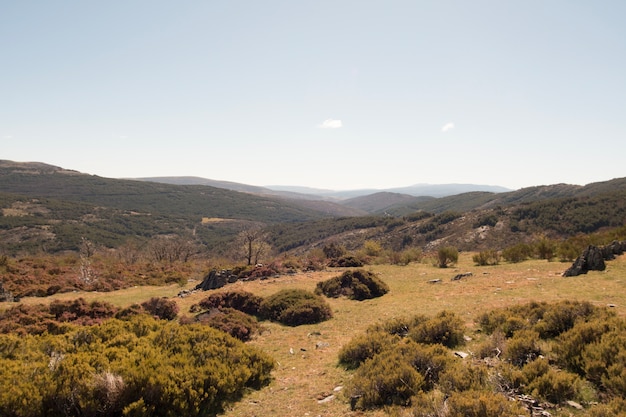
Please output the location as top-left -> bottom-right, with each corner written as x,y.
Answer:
427,279 -> 442,284
563,245 -> 605,276
451,272 -> 473,281
195,269 -> 238,291
454,351 -> 469,359
566,400 -> 583,410
317,395 -> 335,404
563,241 -> 626,277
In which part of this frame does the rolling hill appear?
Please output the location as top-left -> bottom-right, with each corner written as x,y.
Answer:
2,160 -> 626,257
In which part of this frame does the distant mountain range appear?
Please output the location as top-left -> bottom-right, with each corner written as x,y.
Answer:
135,176 -> 512,200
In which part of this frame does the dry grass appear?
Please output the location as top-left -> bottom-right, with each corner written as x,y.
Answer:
10,253 -> 626,416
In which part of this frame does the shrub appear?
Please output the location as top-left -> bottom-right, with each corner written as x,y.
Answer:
0,316 -> 275,417
190,308 -> 260,341
322,242 -> 346,259
436,246 -> 458,268
408,310 -> 465,348
259,289 -> 332,326
445,390 -> 526,417
198,290 -> 263,316
402,341 -> 454,390
472,249 -> 500,266
348,343 -> 425,409
502,242 -> 533,263
503,329 -> 541,367
438,361 -> 490,394
140,297 -> 179,320
328,255 -> 363,267
532,371 -> 587,404
534,300 -> 598,339
315,269 -> 389,300
338,330 -> 399,369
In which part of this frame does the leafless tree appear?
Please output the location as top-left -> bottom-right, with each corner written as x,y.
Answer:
148,235 -> 196,264
237,227 -> 270,265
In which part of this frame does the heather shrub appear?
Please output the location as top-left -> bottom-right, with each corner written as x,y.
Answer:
554,318 -> 615,375
338,330 -> 399,369
503,329 -> 541,367
402,341 -> 454,390
189,308 -> 260,341
526,365 -> 587,404
408,310 -> 465,348
534,300 -> 598,338
315,269 -> 389,300
140,297 -> 179,320
438,361 -> 491,394
328,255 -> 363,267
436,246 -> 458,268
502,242 -> 533,263
259,289 -> 332,326
348,343 -> 425,409
472,249 -> 500,266
445,390 -> 526,417
0,316 -> 274,417
198,290 -> 263,316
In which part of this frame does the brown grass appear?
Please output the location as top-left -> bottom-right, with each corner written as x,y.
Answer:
10,253 -> 626,416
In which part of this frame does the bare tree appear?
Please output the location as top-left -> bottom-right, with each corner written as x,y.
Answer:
237,227 -> 270,265
148,235 -> 196,264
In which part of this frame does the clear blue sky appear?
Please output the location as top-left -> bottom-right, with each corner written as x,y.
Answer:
2,1 -> 625,190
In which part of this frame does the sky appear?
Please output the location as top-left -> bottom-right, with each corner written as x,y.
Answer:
2,1 -> 625,191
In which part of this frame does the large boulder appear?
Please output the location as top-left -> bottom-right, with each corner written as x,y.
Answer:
195,269 -> 238,291
563,245 -> 606,277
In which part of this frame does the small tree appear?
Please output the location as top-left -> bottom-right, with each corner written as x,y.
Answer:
437,246 -> 458,268
238,227 -> 269,266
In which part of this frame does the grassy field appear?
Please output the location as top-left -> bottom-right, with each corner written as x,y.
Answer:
13,252 -> 626,416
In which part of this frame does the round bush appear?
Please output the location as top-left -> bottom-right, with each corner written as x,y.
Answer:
338,330 -> 399,369
140,297 -> 179,321
315,269 -> 389,301
348,345 -> 424,409
408,310 -> 465,348
192,308 -> 260,341
259,289 -> 332,326
198,290 -> 263,316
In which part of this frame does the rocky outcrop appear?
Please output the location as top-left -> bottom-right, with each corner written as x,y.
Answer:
563,241 -> 626,277
194,269 -> 238,291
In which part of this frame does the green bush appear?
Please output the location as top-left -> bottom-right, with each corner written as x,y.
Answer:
348,343 -> 424,409
438,361 -> 490,394
436,246 -> 458,268
503,329 -> 541,367
408,310 -> 465,348
472,249 -> 500,266
259,289 -> 332,326
338,330 -> 399,369
402,341 -> 454,390
0,315 -> 274,417
315,269 -> 389,300
501,242 -> 533,263
445,390 -> 526,417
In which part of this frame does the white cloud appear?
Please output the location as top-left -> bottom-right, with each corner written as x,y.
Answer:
441,122 -> 455,132
318,119 -> 343,129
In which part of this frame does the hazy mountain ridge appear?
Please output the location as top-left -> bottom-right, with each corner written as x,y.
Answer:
2,160 -> 626,256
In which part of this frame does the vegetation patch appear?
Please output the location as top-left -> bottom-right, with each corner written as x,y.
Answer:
315,269 -> 389,300
340,301 -> 626,416
259,289 -> 332,326
0,315 -> 274,417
